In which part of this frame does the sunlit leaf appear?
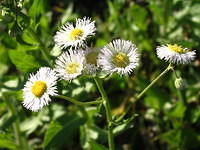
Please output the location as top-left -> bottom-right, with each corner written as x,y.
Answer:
0,134 -> 17,150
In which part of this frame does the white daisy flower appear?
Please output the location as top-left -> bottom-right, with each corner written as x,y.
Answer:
22,67 -> 58,112
55,49 -> 85,80
156,44 -> 196,64
54,17 -> 96,49
83,47 -> 100,75
97,39 -> 139,75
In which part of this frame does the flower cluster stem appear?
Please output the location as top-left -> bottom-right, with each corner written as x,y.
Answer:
94,77 -> 115,150
55,95 -> 103,105
137,64 -> 173,99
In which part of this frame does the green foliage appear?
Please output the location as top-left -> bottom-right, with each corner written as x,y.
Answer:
0,0 -> 200,150
89,140 -> 108,150
44,114 -> 86,149
8,45 -> 41,73
0,134 -> 17,150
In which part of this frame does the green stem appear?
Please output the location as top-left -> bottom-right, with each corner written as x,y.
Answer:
137,64 -> 173,99
94,77 -> 115,150
55,95 -> 103,105
172,68 -> 179,78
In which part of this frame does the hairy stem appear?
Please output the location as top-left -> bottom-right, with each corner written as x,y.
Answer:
137,63 -> 173,99
55,95 -> 103,106
94,77 -> 115,150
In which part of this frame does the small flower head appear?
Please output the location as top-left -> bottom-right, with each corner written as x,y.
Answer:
84,47 -> 100,75
54,17 -> 96,49
55,49 -> 85,80
156,44 -> 196,64
22,67 -> 58,112
97,39 -> 139,75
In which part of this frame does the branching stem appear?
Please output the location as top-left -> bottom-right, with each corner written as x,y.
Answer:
137,63 -> 173,99
94,77 -> 115,150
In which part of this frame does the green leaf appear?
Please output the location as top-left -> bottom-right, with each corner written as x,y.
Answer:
2,91 -> 23,102
0,113 -> 17,130
149,1 -> 164,25
189,107 -> 200,123
0,134 -> 17,150
160,128 -> 200,149
43,114 -> 86,150
20,117 -> 42,135
0,45 -> 9,76
29,0 -> 48,19
18,12 -> 30,29
168,100 -> 186,119
144,87 -> 167,109
89,140 -> 108,150
130,4 -> 148,31
8,45 -> 41,73
160,129 -> 181,148
9,22 -> 23,37
21,29 -> 40,45
80,125 -> 107,149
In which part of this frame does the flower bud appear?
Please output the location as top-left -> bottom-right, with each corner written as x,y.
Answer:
174,77 -> 186,89
1,8 -> 8,16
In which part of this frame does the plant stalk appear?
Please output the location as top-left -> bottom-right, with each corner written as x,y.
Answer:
55,95 -> 103,106
137,64 -> 173,99
94,77 -> 115,150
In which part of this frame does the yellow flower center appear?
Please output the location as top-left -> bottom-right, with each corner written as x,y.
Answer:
112,52 -> 129,68
31,81 -> 47,97
66,62 -> 80,74
167,44 -> 188,53
69,28 -> 84,41
86,51 -> 98,65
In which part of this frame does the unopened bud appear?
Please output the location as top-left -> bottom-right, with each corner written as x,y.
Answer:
1,8 -> 8,16
174,77 -> 186,89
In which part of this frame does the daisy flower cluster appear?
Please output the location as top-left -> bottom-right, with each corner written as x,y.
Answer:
22,17 -> 196,111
